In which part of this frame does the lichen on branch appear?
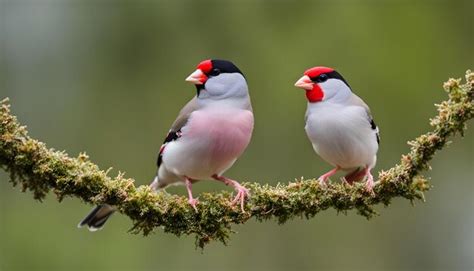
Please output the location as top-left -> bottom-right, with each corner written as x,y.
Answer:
0,71 -> 472,248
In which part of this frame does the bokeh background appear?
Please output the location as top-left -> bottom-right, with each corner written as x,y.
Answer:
1,0 -> 473,270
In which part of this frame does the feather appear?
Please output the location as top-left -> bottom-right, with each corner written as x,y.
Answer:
347,93 -> 380,145
77,204 -> 115,231
170,97 -> 199,132
156,97 -> 199,167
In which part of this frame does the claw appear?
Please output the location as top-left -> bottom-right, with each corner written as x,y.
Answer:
340,177 -> 349,185
364,167 -> 375,195
188,197 -> 199,212
365,177 -> 374,193
231,185 -> 250,212
317,166 -> 340,187
185,177 -> 199,212
318,177 -> 328,187
212,174 -> 250,213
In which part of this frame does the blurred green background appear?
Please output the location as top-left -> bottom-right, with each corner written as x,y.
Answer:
1,0 -> 473,270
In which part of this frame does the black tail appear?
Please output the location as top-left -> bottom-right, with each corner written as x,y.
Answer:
78,204 -> 116,231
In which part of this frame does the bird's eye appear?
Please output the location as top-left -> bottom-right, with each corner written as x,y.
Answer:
209,68 -> 221,76
318,74 -> 328,82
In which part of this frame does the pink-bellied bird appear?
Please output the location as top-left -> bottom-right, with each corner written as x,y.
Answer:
79,59 -> 254,231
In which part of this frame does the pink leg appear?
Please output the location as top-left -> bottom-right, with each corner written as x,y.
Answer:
212,174 -> 249,212
149,176 -> 159,190
318,166 -> 340,186
185,177 -> 198,212
343,168 -> 366,184
364,166 -> 375,193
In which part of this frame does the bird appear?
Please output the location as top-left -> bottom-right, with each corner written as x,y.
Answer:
294,66 -> 379,191
78,59 -> 254,231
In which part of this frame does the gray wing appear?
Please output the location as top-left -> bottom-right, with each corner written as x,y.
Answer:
169,96 -> 199,132
157,97 -> 199,167
348,94 -> 380,144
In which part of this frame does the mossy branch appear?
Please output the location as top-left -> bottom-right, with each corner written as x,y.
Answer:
1,71 -> 472,248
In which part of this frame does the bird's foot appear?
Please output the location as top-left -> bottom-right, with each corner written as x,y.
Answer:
340,177 -> 349,185
317,166 -> 340,187
231,184 -> 250,213
364,170 -> 375,195
318,176 -> 329,187
185,177 -> 199,212
212,174 -> 250,213
188,197 -> 199,212
149,176 -> 159,191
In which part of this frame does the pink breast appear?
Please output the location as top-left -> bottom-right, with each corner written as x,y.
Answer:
186,109 -> 254,161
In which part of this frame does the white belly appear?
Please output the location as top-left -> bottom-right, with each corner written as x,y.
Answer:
162,107 -> 254,180
305,104 -> 378,169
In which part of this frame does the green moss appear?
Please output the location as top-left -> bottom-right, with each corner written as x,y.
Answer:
0,70 -> 472,248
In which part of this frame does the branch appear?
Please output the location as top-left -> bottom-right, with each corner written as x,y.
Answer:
1,71 -> 472,248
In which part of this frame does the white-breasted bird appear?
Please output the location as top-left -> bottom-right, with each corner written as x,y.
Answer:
78,59 -> 254,231
294,66 -> 379,191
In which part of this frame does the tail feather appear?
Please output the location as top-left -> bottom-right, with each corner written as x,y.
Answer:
78,204 -> 115,231
79,175 -> 160,231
